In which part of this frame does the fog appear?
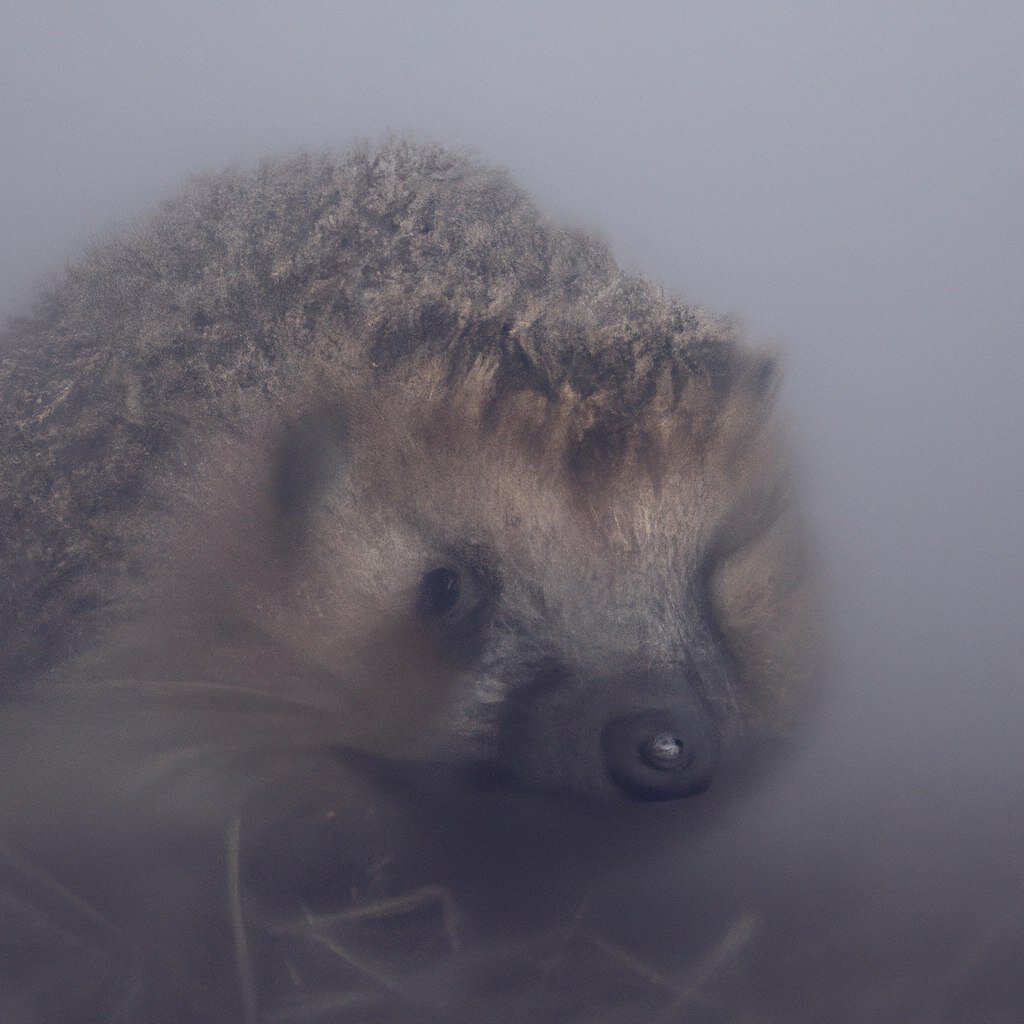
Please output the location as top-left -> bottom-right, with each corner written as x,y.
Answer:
2,1 -> 1022,1021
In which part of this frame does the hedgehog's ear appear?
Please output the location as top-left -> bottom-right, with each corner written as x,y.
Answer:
750,352 -> 780,402
272,405 -> 349,552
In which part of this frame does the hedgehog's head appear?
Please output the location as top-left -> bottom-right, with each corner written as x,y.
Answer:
181,337 -> 814,806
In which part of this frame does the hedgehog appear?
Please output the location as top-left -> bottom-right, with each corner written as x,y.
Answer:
0,141 -> 814,1022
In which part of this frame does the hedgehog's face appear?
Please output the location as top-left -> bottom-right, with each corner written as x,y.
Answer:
231,363 -> 811,805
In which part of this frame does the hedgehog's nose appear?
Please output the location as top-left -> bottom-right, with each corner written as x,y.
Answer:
600,709 -> 720,800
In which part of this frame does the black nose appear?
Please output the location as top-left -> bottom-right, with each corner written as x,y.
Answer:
600,709 -> 720,800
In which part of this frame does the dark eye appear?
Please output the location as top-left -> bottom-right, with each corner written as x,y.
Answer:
418,567 -> 462,619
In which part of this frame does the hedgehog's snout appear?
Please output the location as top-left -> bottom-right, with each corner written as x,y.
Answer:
600,708 -> 721,801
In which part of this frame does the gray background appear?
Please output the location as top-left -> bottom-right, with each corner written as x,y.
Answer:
3,1 -> 1022,1017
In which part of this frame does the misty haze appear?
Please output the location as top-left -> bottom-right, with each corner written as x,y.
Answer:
1,2 -> 1022,1022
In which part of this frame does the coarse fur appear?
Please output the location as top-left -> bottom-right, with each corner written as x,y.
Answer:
0,140 -> 815,1022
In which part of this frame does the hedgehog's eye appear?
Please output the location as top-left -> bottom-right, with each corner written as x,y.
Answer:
418,567 -> 462,619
